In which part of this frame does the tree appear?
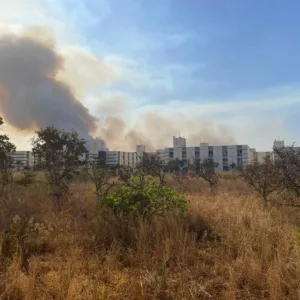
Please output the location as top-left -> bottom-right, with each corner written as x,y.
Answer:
32,126 -> 88,212
167,158 -> 184,173
238,158 -> 278,203
190,158 -> 219,191
87,158 -> 117,203
168,159 -> 187,191
136,153 -> 168,185
0,117 -> 16,189
273,145 -> 300,198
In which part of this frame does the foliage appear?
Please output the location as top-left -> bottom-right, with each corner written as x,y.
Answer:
238,158 -> 278,202
190,158 -> 219,190
87,158 -> 117,202
0,117 -> 16,189
136,154 -> 168,185
32,125 -> 88,212
228,163 -> 237,171
167,158 -> 185,173
15,168 -> 36,187
0,215 -> 39,274
100,175 -> 187,220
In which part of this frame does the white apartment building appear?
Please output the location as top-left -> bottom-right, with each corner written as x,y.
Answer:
100,150 -> 140,167
10,151 -> 34,170
252,151 -> 272,163
136,145 -> 146,159
159,136 -> 250,172
272,140 -> 300,161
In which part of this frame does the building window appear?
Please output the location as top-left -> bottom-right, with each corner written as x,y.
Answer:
237,157 -> 243,164
208,150 -> 213,157
223,157 -> 228,163
223,166 -> 229,172
169,152 -> 174,158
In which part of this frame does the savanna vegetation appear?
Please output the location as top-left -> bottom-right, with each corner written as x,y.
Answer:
1,118 -> 300,299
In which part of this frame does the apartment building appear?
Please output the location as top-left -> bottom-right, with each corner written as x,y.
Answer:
252,151 -> 272,163
272,140 -> 300,161
160,136 -> 250,172
99,150 -> 140,167
10,151 -> 34,170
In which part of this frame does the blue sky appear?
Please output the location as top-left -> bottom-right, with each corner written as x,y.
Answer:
1,0 -> 300,150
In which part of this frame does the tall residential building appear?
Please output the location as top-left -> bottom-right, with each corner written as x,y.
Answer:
10,151 -> 34,170
272,140 -> 285,161
159,136 -> 250,172
99,150 -> 140,167
136,145 -> 146,159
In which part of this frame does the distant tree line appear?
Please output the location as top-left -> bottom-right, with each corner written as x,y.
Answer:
2,117 -> 299,211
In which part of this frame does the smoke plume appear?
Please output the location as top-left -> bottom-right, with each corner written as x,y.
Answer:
0,31 -> 98,149
98,112 -> 236,152
0,30 -> 236,152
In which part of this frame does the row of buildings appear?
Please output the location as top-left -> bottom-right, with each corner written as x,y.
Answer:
8,137 -> 293,172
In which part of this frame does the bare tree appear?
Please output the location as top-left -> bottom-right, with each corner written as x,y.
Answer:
136,153 -> 168,185
273,145 -> 300,198
190,158 -> 219,191
32,125 -> 88,212
167,159 -> 187,191
238,158 -> 278,203
87,159 -> 117,202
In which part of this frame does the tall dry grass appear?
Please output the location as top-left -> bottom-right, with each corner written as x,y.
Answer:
1,177 -> 300,299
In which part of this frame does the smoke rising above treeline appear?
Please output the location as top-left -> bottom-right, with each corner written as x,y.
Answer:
0,29 -> 236,151
0,30 -> 98,149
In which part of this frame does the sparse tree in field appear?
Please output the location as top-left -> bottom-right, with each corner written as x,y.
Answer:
273,145 -> 300,198
190,158 -> 219,191
87,158 -> 117,203
32,125 -> 88,212
136,153 -> 168,185
0,117 -> 15,189
118,165 -> 146,190
168,159 -> 187,191
238,158 -> 278,203
167,158 -> 184,173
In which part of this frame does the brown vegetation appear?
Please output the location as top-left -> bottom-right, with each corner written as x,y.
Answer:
1,175 -> 300,300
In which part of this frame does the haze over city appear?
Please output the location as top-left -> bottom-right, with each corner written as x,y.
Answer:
0,0 -> 299,152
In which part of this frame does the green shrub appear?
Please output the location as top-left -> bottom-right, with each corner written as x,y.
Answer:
99,176 -> 187,220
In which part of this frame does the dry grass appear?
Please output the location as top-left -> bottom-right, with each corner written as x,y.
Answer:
1,177 -> 300,299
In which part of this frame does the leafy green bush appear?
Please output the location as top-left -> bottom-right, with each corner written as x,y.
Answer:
100,176 -> 187,220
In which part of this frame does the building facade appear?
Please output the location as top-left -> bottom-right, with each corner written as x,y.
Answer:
10,151 -> 34,170
159,137 -> 251,172
99,150 -> 140,167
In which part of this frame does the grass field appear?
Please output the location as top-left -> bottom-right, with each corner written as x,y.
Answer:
1,175 -> 300,299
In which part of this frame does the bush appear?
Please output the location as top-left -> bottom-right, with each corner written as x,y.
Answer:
100,176 -> 187,220
15,169 -> 36,186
